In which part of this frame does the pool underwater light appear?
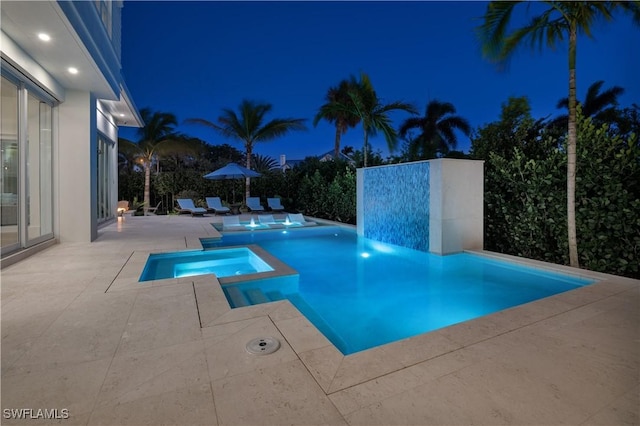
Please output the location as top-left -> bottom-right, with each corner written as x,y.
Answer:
361,252 -> 370,258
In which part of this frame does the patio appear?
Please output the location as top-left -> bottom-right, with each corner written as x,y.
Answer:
1,214 -> 638,425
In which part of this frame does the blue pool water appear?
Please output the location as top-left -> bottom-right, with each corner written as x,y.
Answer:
139,248 -> 273,281
201,227 -> 594,354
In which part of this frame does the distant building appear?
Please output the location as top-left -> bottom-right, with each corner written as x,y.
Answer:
279,150 -> 355,171
1,1 -> 143,265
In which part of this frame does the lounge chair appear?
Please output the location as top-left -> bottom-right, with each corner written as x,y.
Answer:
258,214 -> 276,225
246,197 -> 265,212
206,197 -> 231,215
146,200 -> 162,215
267,197 -> 285,212
176,199 -> 207,216
259,214 -> 285,229
222,215 -> 245,231
287,213 -> 317,226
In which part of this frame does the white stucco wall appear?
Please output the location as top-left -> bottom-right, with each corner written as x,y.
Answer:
429,159 -> 484,254
57,90 -> 97,242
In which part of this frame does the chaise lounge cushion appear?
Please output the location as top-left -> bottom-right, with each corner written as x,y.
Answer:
287,213 -> 317,226
206,197 -> 231,215
176,199 -> 207,216
267,197 -> 285,212
246,197 -> 265,212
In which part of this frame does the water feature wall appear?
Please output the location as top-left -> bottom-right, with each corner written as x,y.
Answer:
357,159 -> 484,255
357,161 -> 431,252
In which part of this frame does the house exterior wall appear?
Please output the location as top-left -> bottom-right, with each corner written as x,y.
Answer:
0,0 -> 141,265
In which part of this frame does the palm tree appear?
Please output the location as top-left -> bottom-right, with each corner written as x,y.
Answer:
313,79 -> 361,159
399,99 -> 471,160
119,108 -> 178,215
187,100 -> 306,201
553,80 -> 625,128
346,72 -> 417,167
119,108 -> 185,215
477,1 -> 640,268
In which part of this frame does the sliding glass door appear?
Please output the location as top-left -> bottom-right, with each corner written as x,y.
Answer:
1,76 -> 20,252
1,71 -> 54,256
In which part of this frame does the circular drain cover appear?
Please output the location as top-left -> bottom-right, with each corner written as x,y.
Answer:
246,337 -> 281,355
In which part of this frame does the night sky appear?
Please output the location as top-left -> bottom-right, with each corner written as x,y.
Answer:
120,1 -> 639,161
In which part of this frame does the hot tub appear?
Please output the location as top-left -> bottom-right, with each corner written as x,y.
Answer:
139,247 -> 274,281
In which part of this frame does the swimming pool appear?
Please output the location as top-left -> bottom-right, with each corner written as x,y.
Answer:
201,227 -> 594,354
139,247 -> 274,281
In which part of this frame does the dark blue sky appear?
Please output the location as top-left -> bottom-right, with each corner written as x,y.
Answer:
120,1 -> 639,161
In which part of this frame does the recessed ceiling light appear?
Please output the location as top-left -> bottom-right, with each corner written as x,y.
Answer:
119,113 -> 125,117
68,67 -> 78,74
38,33 -> 51,42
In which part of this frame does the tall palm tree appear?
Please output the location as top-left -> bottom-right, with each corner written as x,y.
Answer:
119,108 -> 186,215
346,72 -> 417,167
553,80 -> 625,128
313,79 -> 361,159
477,1 -> 639,268
399,99 -> 471,160
187,100 -> 306,201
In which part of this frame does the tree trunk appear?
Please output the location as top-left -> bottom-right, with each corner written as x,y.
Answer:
363,128 -> 368,168
245,143 -> 252,204
143,161 -> 151,216
334,125 -> 342,159
567,26 -> 579,268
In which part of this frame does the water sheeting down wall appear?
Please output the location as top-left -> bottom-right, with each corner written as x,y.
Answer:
357,159 -> 484,255
359,161 -> 430,252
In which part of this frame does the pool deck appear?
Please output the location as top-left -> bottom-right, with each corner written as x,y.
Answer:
1,214 -> 638,425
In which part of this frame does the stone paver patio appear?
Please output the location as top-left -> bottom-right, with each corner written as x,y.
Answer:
1,214 -> 638,425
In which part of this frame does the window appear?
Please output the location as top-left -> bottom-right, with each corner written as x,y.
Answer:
94,0 -> 112,38
97,134 -> 114,222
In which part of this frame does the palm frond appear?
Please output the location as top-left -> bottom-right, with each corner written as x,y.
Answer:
399,117 -> 425,138
614,0 -> 640,25
184,117 -> 220,130
476,1 -> 523,61
254,118 -> 307,142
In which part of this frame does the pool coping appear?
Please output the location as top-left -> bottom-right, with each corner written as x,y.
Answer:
191,245 -> 634,395
106,220 -> 635,396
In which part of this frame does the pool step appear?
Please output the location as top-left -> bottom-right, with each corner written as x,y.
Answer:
224,287 -> 289,308
265,290 -> 285,302
226,287 -> 250,308
246,288 -> 270,304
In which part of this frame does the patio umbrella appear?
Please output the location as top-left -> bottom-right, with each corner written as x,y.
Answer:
203,162 -> 261,203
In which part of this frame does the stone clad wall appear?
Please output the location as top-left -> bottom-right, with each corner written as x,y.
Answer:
357,159 -> 484,255
357,161 -> 430,252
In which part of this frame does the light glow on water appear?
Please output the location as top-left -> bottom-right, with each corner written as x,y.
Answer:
139,248 -> 273,281
202,227 -> 594,355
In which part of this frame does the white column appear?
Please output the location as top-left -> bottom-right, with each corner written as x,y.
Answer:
57,90 -> 97,242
